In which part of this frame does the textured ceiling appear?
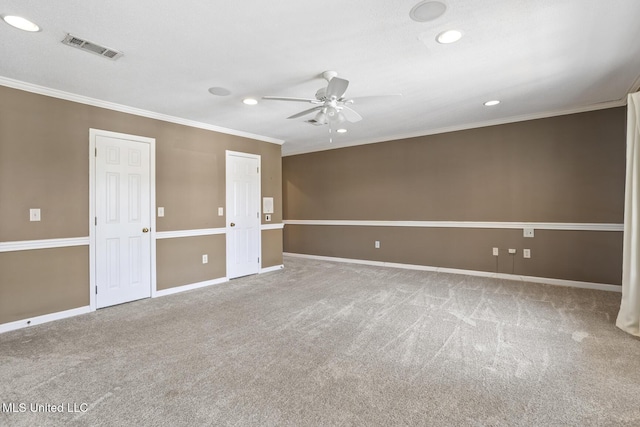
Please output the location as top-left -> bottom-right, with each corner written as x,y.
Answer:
1,0 -> 640,156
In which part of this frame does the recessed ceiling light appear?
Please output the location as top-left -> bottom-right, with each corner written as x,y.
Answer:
410,1 -> 447,22
436,30 -> 463,44
336,128 -> 347,134
242,98 -> 258,105
208,87 -> 231,96
2,15 -> 40,32
484,100 -> 500,106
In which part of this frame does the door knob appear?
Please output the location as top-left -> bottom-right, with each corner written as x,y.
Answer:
142,228 -> 149,233
230,223 -> 235,227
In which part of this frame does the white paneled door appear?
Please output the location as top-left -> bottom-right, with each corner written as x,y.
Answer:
226,151 -> 261,279
95,134 -> 151,308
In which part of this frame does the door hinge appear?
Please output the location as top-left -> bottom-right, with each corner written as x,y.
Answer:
95,217 -> 97,226
258,257 -> 260,263
95,148 -> 97,157
257,167 -> 259,173
257,212 -> 259,218
95,286 -> 98,295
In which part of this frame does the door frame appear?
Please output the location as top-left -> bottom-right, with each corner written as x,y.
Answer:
225,150 -> 262,278
89,129 -> 157,311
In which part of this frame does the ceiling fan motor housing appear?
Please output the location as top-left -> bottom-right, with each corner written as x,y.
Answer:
315,87 -> 327,101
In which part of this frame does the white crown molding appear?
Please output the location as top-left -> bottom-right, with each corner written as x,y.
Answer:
283,253 -> 621,292
0,237 -> 90,253
282,98 -> 627,156
0,306 -> 91,334
0,76 -> 284,145
261,223 -> 285,230
283,220 -> 623,232
155,228 -> 226,239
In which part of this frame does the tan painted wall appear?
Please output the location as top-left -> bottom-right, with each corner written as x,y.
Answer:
0,85 -> 283,324
283,108 -> 626,284
156,235 -> 226,291
262,229 -> 284,268
0,247 -> 89,324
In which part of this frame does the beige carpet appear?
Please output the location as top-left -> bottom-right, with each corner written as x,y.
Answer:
1,255 -> 639,426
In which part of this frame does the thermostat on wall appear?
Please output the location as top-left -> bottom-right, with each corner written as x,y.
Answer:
263,197 -> 274,214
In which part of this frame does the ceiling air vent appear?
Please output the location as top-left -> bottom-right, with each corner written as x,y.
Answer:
61,34 -> 123,60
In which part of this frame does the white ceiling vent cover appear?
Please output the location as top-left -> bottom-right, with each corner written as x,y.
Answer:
61,34 -> 123,60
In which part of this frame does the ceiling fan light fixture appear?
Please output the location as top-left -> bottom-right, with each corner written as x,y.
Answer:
3,15 -> 40,32
484,100 -> 500,106
242,98 -> 258,105
410,1 -> 447,22
436,29 -> 463,44
315,111 -> 327,123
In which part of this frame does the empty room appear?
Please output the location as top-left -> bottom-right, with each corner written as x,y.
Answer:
1,1 -> 640,426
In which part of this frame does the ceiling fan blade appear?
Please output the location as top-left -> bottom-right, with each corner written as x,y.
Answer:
262,96 -> 320,103
326,77 -> 349,99
347,94 -> 403,105
287,106 -> 323,119
340,106 -> 362,123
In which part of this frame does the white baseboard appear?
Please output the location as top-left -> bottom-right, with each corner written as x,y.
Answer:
1,268 -> 284,334
283,252 -> 621,293
0,306 -> 91,334
261,264 -> 284,273
154,277 -> 229,298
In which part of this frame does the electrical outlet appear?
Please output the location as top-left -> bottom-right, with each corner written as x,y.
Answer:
523,228 -> 535,238
29,208 -> 41,222
508,248 -> 516,254
375,241 -> 380,249
492,247 -> 499,256
202,254 -> 208,264
158,207 -> 165,217
523,249 -> 531,258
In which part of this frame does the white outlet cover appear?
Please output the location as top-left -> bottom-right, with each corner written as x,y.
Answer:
29,208 -> 41,221
523,249 -> 531,258
202,254 -> 208,264
508,248 -> 517,254
492,247 -> 499,256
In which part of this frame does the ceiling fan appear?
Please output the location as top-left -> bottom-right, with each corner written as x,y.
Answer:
262,71 -> 401,141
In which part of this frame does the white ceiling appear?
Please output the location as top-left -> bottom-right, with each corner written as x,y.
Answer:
2,0 -> 640,156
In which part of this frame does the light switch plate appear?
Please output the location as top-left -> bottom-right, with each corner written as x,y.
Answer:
492,247 -> 499,256
202,254 -> 208,264
508,248 -> 517,254
218,207 -> 224,216
30,208 -> 41,222
523,228 -> 534,238
158,207 -> 165,217
523,249 -> 531,259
